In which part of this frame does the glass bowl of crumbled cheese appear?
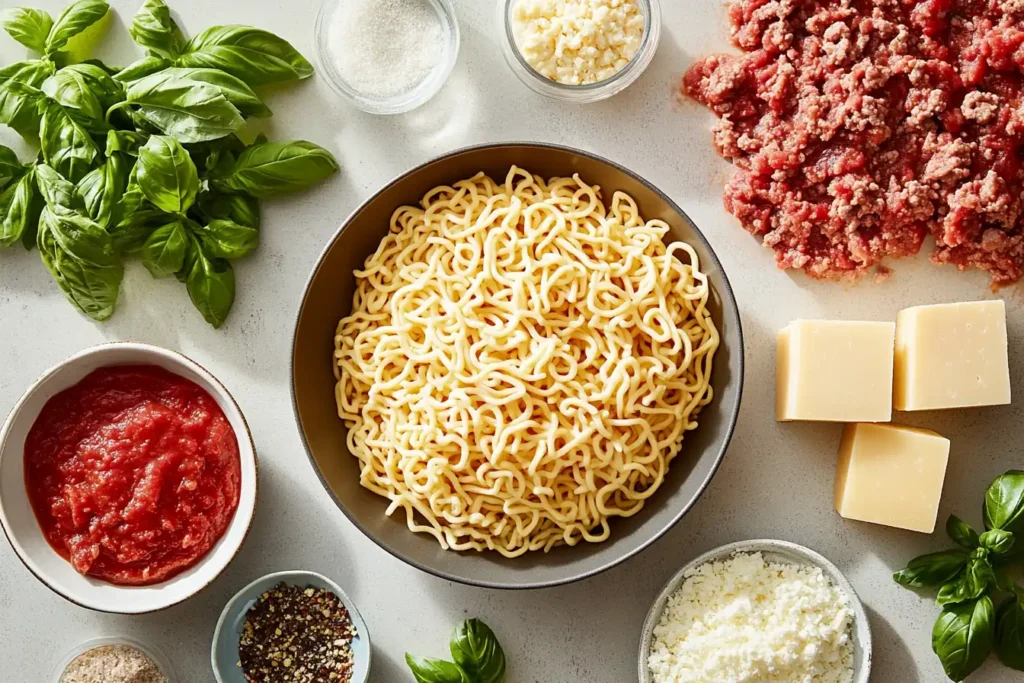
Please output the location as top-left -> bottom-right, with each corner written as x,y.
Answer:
314,0 -> 460,114
639,539 -> 873,683
500,0 -> 661,102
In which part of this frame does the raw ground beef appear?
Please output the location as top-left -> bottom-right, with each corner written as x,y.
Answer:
684,0 -> 1024,286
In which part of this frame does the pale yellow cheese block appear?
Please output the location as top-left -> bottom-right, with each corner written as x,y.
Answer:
894,300 -> 1011,411
776,320 -> 895,422
834,423 -> 950,533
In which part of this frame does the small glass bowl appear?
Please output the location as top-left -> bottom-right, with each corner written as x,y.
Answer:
314,0 -> 461,115
51,636 -> 176,683
499,0 -> 662,103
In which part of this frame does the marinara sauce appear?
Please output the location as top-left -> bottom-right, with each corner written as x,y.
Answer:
24,365 -> 241,585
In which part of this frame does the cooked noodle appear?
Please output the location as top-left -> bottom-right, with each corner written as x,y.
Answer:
333,167 -> 719,557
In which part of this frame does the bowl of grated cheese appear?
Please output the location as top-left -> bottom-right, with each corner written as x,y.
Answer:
639,539 -> 872,683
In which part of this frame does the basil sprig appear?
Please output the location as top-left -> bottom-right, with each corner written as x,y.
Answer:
896,470 -> 1024,680
0,0 -> 337,326
407,619 -> 506,683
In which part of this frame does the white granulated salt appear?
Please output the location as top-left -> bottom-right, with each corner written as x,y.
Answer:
327,0 -> 444,98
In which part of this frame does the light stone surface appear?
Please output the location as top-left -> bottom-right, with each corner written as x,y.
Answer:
0,1 -> 1019,681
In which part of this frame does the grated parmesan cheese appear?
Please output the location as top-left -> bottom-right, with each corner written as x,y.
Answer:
511,0 -> 645,85
648,552 -> 855,683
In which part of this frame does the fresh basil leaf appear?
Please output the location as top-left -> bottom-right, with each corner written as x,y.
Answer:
997,597 -> 1024,671
1,8 -> 53,53
41,69 -> 106,131
985,471 -> 1024,535
191,218 -> 258,259
195,190 -> 259,228
212,140 -> 338,196
77,153 -> 127,228
79,58 -> 120,76
947,515 -> 981,549
155,67 -> 269,118
933,596 -> 995,682
0,59 -> 53,137
450,619 -> 506,683
182,237 -> 234,327
62,63 -> 124,110
39,97 -> 100,183
405,654 -> 468,683
0,145 -> 22,188
894,550 -> 970,589
36,204 -> 123,320
980,529 -> 1015,556
141,218 -> 188,277
45,0 -> 109,54
126,70 -> 244,143
177,24 -> 313,86
252,131 -> 268,145
35,162 -> 85,212
937,558 -> 994,607
0,167 -> 41,248
130,0 -> 186,59
115,55 -> 171,83
106,129 -> 148,156
136,135 -> 199,213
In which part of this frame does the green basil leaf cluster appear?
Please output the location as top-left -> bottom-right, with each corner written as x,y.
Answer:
0,0 -> 337,327
895,470 -> 1024,680
406,619 -> 506,683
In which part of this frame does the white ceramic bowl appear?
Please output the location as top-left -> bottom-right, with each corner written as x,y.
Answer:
0,342 -> 258,614
638,539 -> 873,683
51,635 -> 176,683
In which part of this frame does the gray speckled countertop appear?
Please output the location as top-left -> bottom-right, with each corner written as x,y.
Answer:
0,1 -> 1019,681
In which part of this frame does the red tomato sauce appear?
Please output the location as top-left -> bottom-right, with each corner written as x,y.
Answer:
24,365 -> 241,586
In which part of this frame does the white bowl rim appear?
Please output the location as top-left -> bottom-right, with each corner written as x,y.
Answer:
211,569 -> 372,683
50,634 -> 177,683
0,341 -> 259,614
637,538 -> 873,683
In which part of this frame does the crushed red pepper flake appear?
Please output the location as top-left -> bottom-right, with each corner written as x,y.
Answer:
238,582 -> 356,683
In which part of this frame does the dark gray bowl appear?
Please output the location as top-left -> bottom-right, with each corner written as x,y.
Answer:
291,143 -> 744,589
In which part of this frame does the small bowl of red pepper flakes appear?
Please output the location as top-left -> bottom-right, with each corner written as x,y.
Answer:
212,570 -> 371,683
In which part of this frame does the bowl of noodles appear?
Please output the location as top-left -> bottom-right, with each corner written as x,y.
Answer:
291,143 -> 743,588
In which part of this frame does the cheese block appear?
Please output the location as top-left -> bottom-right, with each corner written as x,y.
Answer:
834,423 -> 950,533
894,300 -> 1011,411
776,319 -> 895,422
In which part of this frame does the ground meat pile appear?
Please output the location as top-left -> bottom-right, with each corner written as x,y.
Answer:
684,0 -> 1024,286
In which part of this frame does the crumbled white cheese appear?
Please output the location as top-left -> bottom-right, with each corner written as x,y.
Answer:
648,552 -> 855,683
511,0 -> 645,85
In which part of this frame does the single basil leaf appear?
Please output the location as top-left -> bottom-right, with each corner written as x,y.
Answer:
41,69 -> 106,131
39,97 -> 100,183
177,24 -> 314,86
61,63 -> 124,110
937,559 -> 994,607
79,58 -> 120,76
182,237 -> 234,327
933,596 -> 995,682
0,167 -> 41,248
154,67 -> 269,117
894,550 -> 970,589
192,218 -> 258,259
980,529 -> 1016,556
45,0 -> 109,54
0,145 -> 22,188
77,154 -> 127,228
136,135 -> 199,213
130,0 -> 186,59
106,129 -> 148,156
115,55 -> 171,83
141,218 -> 187,277
36,204 -> 123,320
35,162 -> 85,212
212,140 -> 338,196
947,515 -> 981,549
126,70 -> 244,144
1,8 -> 53,53
252,131 -> 268,145
405,654 -> 468,683
0,59 -> 53,137
450,619 -> 506,683
194,190 -> 259,229
985,471 -> 1024,535
997,597 -> 1024,671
